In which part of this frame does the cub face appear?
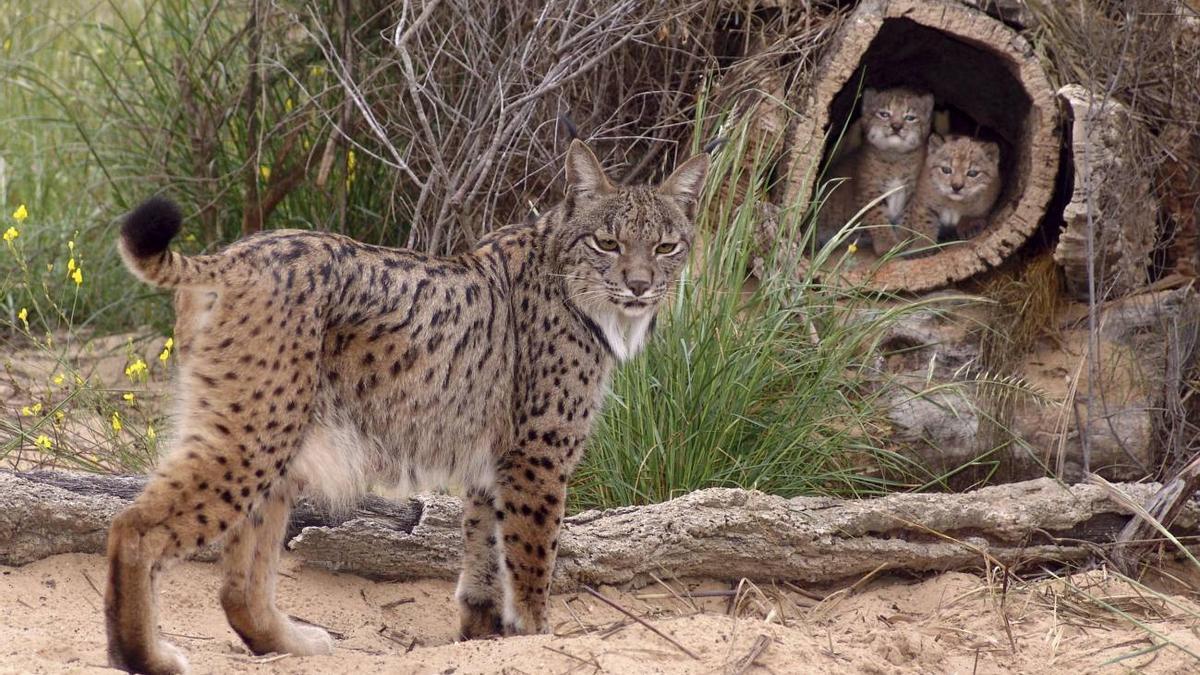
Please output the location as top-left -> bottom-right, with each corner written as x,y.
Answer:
925,134 -> 1001,203
861,87 -> 935,154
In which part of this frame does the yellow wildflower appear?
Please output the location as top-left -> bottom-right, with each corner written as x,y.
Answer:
111,412 -> 122,432
146,424 -> 157,440
20,406 -> 31,417
260,165 -> 271,181
52,372 -> 64,386
32,402 -> 42,415
159,337 -> 174,363
3,39 -> 10,54
123,392 -> 135,403
68,239 -> 75,252
33,434 -> 52,451
2,226 -> 17,242
54,410 -> 65,424
67,257 -> 76,272
848,241 -> 859,254
285,98 -> 294,113
125,358 -> 148,380
17,307 -> 28,329
310,65 -> 325,77
71,267 -> 83,286
347,150 -> 357,173
12,204 -> 28,222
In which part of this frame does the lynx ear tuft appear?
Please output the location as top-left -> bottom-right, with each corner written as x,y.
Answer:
564,139 -> 614,200
658,153 -> 710,219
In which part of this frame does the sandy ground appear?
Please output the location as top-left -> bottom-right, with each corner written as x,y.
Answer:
3,553 -> 1200,674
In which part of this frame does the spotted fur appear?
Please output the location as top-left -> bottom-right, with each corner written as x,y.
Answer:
104,140 -> 709,674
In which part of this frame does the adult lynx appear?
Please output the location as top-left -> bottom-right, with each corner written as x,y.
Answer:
105,140 -> 709,674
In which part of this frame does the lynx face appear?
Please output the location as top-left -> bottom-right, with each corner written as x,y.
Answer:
554,144 -> 703,320
861,87 -> 934,153
925,135 -> 1001,204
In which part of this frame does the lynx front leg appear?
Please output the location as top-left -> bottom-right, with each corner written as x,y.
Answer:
495,449 -> 568,635
456,486 -> 504,640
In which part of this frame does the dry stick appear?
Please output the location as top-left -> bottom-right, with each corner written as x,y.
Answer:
635,589 -> 741,600
378,627 -> 408,648
302,6 -> 421,185
381,597 -> 415,611
240,0 -> 264,236
163,631 -> 213,641
541,645 -> 596,668
393,0 -> 444,48
560,597 -> 591,636
648,572 -> 697,614
581,586 -> 699,660
80,569 -> 102,598
288,615 -> 347,641
731,634 -> 771,675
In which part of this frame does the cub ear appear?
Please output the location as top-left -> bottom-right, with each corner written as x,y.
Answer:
927,133 -> 946,153
861,88 -> 880,110
565,139 -> 614,200
982,141 -> 1001,164
918,92 -> 935,114
658,153 -> 710,219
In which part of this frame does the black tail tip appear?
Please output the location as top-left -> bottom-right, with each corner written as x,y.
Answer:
122,197 -> 182,258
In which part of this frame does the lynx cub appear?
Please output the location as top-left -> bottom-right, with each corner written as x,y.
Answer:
908,134 -> 1001,244
104,140 -> 709,675
817,87 -> 934,252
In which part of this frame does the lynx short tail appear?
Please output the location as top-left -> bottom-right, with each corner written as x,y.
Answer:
118,197 -> 220,288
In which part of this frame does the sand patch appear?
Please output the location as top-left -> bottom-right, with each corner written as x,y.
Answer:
2,554 -> 1199,673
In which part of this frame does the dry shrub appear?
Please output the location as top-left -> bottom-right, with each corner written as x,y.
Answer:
1028,0 -> 1200,279
281,0 -> 850,254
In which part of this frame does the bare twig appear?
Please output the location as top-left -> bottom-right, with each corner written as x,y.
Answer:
730,634 -> 771,675
581,586 -> 700,660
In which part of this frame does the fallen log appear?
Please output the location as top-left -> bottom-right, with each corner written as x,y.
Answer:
2,472 -> 1196,590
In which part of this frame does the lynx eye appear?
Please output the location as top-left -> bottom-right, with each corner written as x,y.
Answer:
592,234 -> 620,253
877,110 -> 891,119
655,241 -> 680,256
940,166 -> 952,174
966,169 -> 981,178
904,114 -> 917,122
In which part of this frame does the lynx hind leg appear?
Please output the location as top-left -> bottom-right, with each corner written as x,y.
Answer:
457,487 -> 504,640
220,478 -> 333,656
107,302 -> 320,673
106,437 -> 249,675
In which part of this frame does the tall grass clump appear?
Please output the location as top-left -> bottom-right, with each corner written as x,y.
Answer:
572,117 -> 935,511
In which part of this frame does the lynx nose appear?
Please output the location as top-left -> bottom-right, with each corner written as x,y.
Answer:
890,122 -> 904,133
951,181 -> 964,192
627,279 -> 651,297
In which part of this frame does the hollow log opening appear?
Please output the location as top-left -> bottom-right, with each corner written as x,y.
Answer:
820,18 -> 1029,220
782,0 -> 1060,292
